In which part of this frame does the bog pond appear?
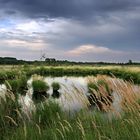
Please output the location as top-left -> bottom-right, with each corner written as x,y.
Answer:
0,75 -> 140,118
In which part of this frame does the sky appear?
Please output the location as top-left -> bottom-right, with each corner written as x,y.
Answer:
0,0 -> 140,62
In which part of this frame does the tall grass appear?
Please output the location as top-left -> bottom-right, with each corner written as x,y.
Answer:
3,100 -> 140,140
5,75 -> 28,96
0,74 -> 140,139
0,92 -> 22,140
87,78 -> 113,111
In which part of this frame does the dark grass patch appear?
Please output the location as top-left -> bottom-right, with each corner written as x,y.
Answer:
51,82 -> 61,98
32,80 -> 50,102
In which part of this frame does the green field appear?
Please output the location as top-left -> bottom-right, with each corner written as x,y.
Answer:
1,65 -> 140,84
0,65 -> 140,140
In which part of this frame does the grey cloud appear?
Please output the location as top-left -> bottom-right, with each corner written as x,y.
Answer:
0,45 -> 30,52
0,0 -> 140,20
4,10 -> 16,15
0,0 -> 140,62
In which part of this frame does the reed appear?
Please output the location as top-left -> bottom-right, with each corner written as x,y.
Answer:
0,75 -> 140,140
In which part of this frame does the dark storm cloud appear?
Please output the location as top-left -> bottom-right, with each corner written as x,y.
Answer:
0,0 -> 140,19
4,10 -> 16,15
0,0 -> 140,62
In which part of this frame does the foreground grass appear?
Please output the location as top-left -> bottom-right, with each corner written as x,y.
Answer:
1,76 -> 140,140
1,96 -> 140,140
0,65 -> 140,139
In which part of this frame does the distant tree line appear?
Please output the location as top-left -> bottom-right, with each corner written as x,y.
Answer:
0,57 -> 32,65
0,57 -> 139,66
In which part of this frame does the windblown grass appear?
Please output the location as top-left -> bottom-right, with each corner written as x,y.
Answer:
5,75 -> 28,96
0,73 -> 140,139
87,77 -> 113,111
0,91 -> 22,140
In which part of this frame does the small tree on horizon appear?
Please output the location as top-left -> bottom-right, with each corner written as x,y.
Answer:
128,59 -> 133,64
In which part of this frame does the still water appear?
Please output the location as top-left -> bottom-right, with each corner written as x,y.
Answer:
0,76 -> 139,118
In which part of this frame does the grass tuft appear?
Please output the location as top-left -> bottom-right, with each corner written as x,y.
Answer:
32,80 -> 50,101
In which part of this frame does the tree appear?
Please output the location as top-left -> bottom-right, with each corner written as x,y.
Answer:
128,59 -> 133,64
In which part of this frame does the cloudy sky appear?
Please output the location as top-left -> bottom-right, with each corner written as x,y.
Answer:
0,0 -> 140,62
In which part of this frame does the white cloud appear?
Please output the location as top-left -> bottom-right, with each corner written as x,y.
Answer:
67,44 -> 121,56
15,18 -> 68,33
0,39 -> 46,51
16,20 -> 42,32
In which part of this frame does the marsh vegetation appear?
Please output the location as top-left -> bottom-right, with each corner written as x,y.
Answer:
0,65 -> 140,140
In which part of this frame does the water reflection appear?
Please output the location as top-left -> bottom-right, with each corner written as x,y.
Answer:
0,76 -> 140,118
27,76 -> 89,112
